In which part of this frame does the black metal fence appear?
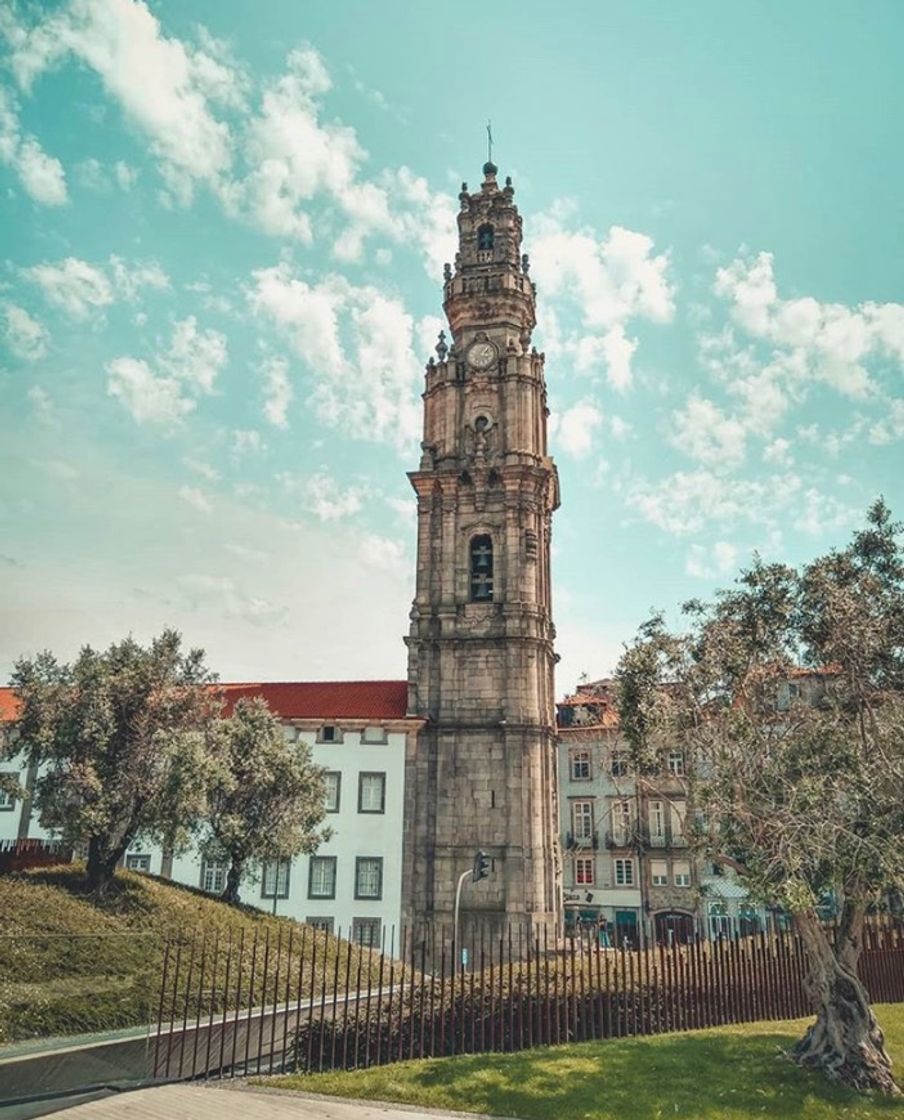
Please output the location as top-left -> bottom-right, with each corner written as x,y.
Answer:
151,919 -> 904,1080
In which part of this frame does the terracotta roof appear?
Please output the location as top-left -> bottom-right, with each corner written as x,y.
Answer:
0,688 -> 20,723
0,681 -> 411,724
218,681 -> 410,720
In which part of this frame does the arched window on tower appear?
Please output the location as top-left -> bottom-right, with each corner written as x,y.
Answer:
477,224 -> 494,251
470,535 -> 494,602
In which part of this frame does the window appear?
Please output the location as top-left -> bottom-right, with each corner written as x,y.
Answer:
126,854 -> 151,873
469,535 -> 494,602
308,856 -> 337,899
318,725 -> 341,743
673,861 -> 691,887
671,799 -> 687,843
354,856 -> 383,900
477,224 -> 494,251
649,800 -> 665,843
610,752 -> 631,778
352,918 -> 382,948
282,725 -> 297,743
0,775 -> 17,810
261,857 -> 291,899
611,799 -> 632,844
571,800 -> 594,839
201,860 -> 227,894
362,725 -> 387,743
307,916 -> 334,934
574,857 -> 594,886
324,771 -> 341,813
651,859 -> 668,886
667,750 -> 685,776
358,772 -> 386,813
614,858 -> 635,886
570,750 -> 591,781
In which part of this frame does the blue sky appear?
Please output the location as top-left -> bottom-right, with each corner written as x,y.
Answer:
1,0 -> 902,693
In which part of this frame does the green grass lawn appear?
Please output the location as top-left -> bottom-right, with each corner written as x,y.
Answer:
0,865 -> 381,1044
262,1003 -> 904,1119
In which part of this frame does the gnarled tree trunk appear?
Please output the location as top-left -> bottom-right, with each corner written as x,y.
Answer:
793,910 -> 900,1095
86,835 -> 127,898
222,859 -> 243,904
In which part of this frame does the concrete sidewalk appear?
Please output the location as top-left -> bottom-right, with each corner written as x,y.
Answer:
55,1083 -> 515,1120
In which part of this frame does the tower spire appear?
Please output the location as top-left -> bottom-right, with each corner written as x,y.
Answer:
484,119 -> 497,177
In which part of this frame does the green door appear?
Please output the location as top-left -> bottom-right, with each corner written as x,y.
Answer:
615,909 -> 638,949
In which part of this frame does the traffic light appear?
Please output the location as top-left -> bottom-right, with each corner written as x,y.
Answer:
472,849 -> 490,882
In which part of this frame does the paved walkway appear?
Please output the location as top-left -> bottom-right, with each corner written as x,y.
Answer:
55,1083 -> 513,1120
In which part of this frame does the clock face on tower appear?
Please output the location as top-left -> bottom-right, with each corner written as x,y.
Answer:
467,341 -> 497,371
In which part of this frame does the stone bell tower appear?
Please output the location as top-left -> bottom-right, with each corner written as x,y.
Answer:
402,160 -> 561,935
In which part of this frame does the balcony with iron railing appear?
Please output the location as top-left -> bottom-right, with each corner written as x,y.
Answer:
565,831 -> 599,852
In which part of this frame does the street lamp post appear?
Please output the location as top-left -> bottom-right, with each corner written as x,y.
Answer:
453,850 -> 490,969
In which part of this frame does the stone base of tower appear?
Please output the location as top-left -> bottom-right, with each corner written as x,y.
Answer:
401,722 -> 562,946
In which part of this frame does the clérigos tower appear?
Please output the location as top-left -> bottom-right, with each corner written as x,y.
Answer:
402,159 -> 561,935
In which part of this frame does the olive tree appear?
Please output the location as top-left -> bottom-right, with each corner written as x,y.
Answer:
8,630 -> 218,896
201,697 -> 330,904
616,500 -> 904,1095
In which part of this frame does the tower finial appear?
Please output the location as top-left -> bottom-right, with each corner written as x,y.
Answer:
483,119 -> 498,178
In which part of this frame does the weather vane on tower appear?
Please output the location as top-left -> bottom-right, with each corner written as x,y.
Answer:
486,119 -> 494,165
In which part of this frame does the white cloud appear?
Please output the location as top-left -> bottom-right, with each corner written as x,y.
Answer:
3,302 -> 47,360
555,401 -> 603,459
530,209 -> 674,390
630,467 -> 854,539
232,429 -> 265,454
106,315 -> 225,425
178,485 -> 212,513
2,0 -> 237,200
290,471 -> 364,521
106,356 -> 194,426
162,315 -> 227,392
261,354 -> 292,428
114,159 -> 137,190
685,540 -> 738,579
714,251 -> 904,400
23,257 -> 113,318
763,437 -> 792,466
109,256 -> 169,301
177,573 -> 285,626
671,394 -> 746,468
27,384 -> 55,423
74,156 -> 109,192
247,263 -> 423,450
0,87 -> 68,206
359,532 -> 406,573
183,456 -> 219,481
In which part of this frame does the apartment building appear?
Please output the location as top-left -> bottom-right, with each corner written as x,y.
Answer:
558,678 -> 763,945
0,682 -> 422,946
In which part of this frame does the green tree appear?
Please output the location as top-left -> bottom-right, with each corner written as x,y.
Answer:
202,697 -> 330,904
8,630 -> 218,897
616,500 -> 904,1095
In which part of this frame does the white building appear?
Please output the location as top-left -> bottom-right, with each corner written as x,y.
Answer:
0,681 -> 421,948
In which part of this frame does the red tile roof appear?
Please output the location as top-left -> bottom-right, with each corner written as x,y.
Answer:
218,681 -> 410,720
0,681 -> 411,724
0,688 -> 20,723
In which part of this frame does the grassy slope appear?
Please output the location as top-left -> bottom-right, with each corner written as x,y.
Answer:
266,1005 -> 904,1120
0,865 -> 377,1044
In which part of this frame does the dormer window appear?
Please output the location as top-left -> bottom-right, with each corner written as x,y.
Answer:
477,224 -> 494,251
470,534 -> 494,602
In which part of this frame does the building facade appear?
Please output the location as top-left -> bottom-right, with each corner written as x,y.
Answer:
0,682 -> 421,945
402,161 -> 561,934
557,677 -> 772,944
